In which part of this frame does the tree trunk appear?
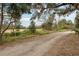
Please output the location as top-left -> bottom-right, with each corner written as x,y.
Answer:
0,3 -> 4,43
0,34 -> 3,44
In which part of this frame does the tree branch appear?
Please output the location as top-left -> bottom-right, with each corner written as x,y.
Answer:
1,19 -> 15,35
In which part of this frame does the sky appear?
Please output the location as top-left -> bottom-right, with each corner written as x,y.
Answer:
20,13 -> 44,27
55,10 -> 77,23
20,11 -> 76,28
19,4 -> 78,28
20,13 -> 32,27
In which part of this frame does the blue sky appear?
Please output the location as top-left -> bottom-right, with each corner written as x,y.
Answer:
20,11 -> 76,27
56,10 -> 76,23
20,13 -> 32,27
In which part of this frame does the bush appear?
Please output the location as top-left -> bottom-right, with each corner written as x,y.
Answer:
10,32 -> 21,36
29,20 -> 36,33
23,30 -> 32,35
73,28 -> 79,33
15,32 -> 21,36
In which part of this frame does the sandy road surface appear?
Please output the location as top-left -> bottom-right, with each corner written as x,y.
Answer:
0,31 -> 74,56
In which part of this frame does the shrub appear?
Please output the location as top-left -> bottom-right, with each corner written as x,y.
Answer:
73,28 -> 79,34
10,32 -> 21,36
29,20 -> 36,33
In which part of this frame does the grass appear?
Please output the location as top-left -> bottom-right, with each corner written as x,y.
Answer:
57,29 -> 72,32
2,28 -> 70,44
3,29 -> 50,43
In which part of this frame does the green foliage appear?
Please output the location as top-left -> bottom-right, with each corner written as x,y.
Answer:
74,12 -> 79,33
47,4 -> 56,8
42,22 -> 52,30
73,28 -> 79,34
3,29 -> 49,43
0,3 -> 32,43
58,19 -> 73,30
75,12 -> 79,28
42,14 -> 54,31
35,29 -> 49,35
29,20 -> 36,33
5,31 -> 21,37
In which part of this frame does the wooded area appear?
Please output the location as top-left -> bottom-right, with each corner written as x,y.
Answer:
0,3 -> 79,44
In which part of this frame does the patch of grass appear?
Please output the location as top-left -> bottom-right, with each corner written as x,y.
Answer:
35,29 -> 49,35
3,29 -> 50,43
58,29 -> 71,32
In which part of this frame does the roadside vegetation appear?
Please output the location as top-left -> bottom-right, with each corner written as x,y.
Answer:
3,29 -> 51,43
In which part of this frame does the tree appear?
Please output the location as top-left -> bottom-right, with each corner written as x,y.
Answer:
0,4 -> 4,42
75,11 -> 79,28
74,11 -> 79,33
0,3 -> 31,43
29,3 -> 79,32
58,19 -> 73,30
42,14 -> 55,30
29,20 -> 36,33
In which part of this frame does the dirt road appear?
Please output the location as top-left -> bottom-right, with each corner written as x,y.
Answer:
0,31 -> 74,56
